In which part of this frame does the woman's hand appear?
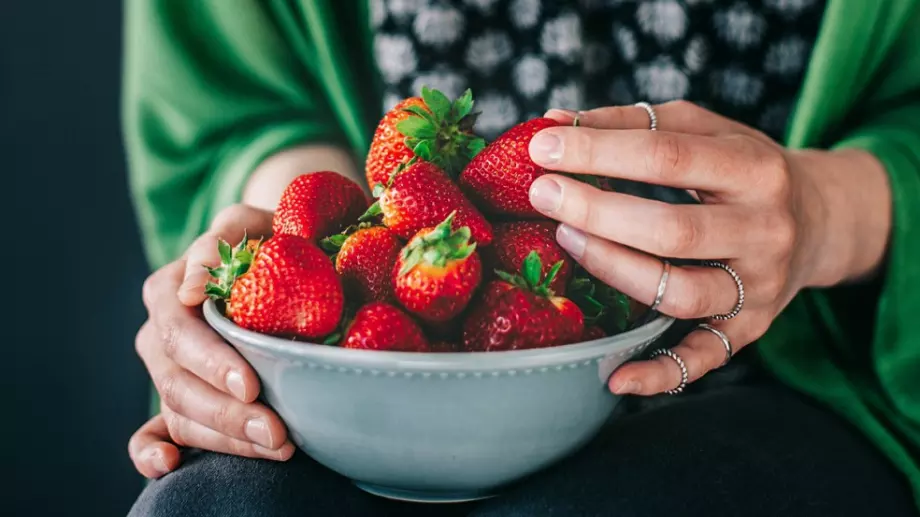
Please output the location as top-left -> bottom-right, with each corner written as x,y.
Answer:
527,101 -> 891,396
129,204 -> 295,478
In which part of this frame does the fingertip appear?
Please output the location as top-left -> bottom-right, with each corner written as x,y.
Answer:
544,108 -> 577,124
140,444 -> 179,479
254,440 -> 296,461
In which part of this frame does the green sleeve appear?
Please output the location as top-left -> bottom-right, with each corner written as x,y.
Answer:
122,1 -> 350,268
831,2 -> 920,427
761,2 -> 920,490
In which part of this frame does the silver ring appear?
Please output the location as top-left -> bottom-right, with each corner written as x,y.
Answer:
696,323 -> 733,367
702,260 -> 744,320
634,102 -> 658,131
649,348 -> 688,395
649,259 -> 671,312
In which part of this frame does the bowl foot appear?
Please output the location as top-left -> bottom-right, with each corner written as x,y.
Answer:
354,481 -> 497,504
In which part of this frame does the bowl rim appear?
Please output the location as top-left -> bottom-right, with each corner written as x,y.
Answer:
203,299 -> 674,371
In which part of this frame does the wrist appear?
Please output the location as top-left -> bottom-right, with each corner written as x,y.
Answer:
790,148 -> 891,288
242,145 -> 363,211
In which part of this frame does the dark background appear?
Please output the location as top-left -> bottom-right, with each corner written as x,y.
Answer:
5,1 -> 152,515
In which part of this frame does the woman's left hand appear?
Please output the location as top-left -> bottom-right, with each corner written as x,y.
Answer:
527,101 -> 890,396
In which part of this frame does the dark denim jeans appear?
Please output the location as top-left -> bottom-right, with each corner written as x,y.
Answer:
128,369 -> 916,517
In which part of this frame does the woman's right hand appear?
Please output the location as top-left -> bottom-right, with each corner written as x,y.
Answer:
129,204 -> 295,479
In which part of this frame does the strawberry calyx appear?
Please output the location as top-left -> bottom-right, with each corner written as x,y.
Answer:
204,233 -> 260,300
319,221 -> 376,255
494,251 -> 564,299
396,87 -> 486,179
397,211 -> 477,277
566,268 -> 632,331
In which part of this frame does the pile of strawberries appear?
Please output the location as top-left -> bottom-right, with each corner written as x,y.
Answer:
206,87 -> 638,353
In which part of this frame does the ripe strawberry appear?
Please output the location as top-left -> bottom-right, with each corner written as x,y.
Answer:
342,302 -> 430,352
459,117 -> 561,217
582,325 -> 607,341
365,87 -> 486,187
462,251 -> 584,352
481,220 -> 573,295
273,172 -> 370,242
321,225 -> 403,303
361,161 -> 493,245
205,234 -> 344,339
393,213 -> 482,323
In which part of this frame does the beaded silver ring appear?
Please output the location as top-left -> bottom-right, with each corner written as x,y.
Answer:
649,348 -> 688,395
702,260 -> 745,320
634,101 -> 658,131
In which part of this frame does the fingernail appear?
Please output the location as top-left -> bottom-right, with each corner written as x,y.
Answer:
254,441 -> 295,461
612,379 -> 642,395
146,448 -> 170,475
529,177 -> 562,213
181,270 -> 210,293
529,132 -> 563,164
245,418 -> 274,449
226,370 -> 247,401
544,108 -> 577,123
556,224 -> 586,259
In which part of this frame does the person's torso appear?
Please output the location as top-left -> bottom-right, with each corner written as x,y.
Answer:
369,0 -> 827,143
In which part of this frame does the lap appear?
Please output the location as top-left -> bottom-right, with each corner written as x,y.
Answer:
130,383 -> 916,517
475,383 -> 917,517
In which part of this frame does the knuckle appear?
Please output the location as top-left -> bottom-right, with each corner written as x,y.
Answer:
656,209 -> 700,256
134,322 -> 153,358
758,151 -> 792,199
765,212 -> 797,255
211,204 -> 249,232
141,273 -> 159,310
759,274 -> 786,303
156,370 -> 183,410
164,411 -> 187,447
211,401 -> 236,432
646,133 -> 686,182
158,315 -> 184,360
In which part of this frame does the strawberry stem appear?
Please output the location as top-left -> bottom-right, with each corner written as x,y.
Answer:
397,211 -> 476,277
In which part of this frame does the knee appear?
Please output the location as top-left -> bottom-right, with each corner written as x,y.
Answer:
127,452 -> 284,517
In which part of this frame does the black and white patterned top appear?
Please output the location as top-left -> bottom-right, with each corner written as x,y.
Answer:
370,0 -> 826,143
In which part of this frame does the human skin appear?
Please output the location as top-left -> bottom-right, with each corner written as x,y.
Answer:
528,102 -> 891,396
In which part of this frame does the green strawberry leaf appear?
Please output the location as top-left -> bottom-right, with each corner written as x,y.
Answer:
466,137 -> 487,160
372,183 -> 386,198
452,89 -> 474,120
413,139 -> 434,162
319,233 -> 348,253
421,86 -> 451,121
204,283 -> 229,299
399,246 -> 425,276
217,239 -> 232,264
449,242 -> 476,261
401,105 -> 436,125
521,251 -> 542,289
358,201 -> 382,222
542,260 -> 564,291
396,116 -> 436,139
322,332 -> 342,346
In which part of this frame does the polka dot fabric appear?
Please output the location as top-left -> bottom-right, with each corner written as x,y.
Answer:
371,0 -> 826,142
